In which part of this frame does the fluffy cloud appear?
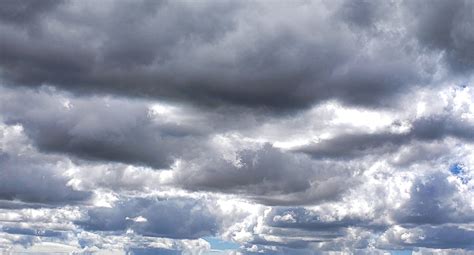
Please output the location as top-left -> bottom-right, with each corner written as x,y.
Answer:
78,196 -> 219,239
0,0 -> 474,254
0,123 -> 90,205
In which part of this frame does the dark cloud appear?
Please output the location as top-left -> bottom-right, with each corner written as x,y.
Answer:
410,115 -> 474,141
338,0 -> 385,28
0,0 -> 440,110
380,225 -> 474,250
78,197 -> 218,239
268,207 -> 364,231
391,172 -> 474,225
0,0 -> 62,26
295,132 -> 406,159
406,0 -> 474,73
0,150 -> 90,204
296,114 -> 474,160
0,124 -> 91,205
173,144 -> 358,206
128,247 -> 181,255
0,87 -> 207,169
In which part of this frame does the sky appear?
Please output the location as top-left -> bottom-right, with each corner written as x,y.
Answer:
0,0 -> 473,254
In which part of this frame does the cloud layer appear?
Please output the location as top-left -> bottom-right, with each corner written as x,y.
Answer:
0,0 -> 474,254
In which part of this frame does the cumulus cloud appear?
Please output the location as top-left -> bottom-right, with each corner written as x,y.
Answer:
0,0 -> 474,254
78,196 -> 219,239
172,143 -> 360,205
0,86 -> 208,169
0,123 -> 90,205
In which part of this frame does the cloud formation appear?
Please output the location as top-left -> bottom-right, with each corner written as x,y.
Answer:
0,0 -> 474,254
0,0 -> 455,110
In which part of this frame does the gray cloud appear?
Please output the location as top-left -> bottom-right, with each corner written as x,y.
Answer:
0,87 -> 207,169
173,144 -> 359,206
296,114 -> 474,160
379,225 -> 474,250
406,0 -> 474,73
0,150 -> 90,205
0,123 -> 90,205
0,0 -> 473,253
127,247 -> 181,255
268,207 -> 365,232
0,0 -> 445,110
78,197 -> 218,239
0,0 -> 62,26
391,172 -> 474,225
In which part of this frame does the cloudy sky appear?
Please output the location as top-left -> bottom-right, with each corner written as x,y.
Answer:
0,0 -> 473,254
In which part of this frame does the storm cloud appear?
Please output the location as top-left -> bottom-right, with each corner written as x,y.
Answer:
0,0 -> 451,110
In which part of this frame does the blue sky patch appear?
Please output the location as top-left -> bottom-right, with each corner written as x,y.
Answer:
450,163 -> 463,175
204,237 -> 240,251
450,163 -> 470,184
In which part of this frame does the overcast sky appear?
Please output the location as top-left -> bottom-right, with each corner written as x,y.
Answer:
0,0 -> 474,254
